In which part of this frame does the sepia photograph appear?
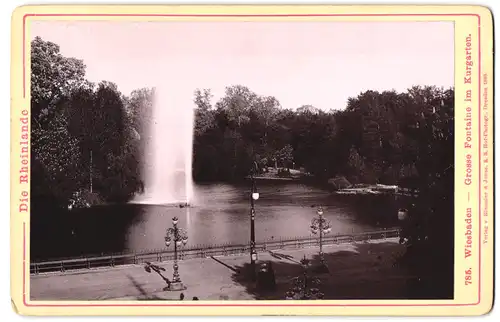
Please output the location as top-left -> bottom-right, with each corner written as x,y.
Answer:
28,20 -> 455,301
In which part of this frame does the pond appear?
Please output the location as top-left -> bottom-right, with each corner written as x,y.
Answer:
30,180 -> 404,260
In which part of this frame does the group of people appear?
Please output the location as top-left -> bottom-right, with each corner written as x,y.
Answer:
179,293 -> 199,301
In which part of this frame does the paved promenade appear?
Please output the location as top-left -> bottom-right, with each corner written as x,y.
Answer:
30,238 -> 409,301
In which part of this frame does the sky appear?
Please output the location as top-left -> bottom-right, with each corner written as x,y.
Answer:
31,21 -> 454,111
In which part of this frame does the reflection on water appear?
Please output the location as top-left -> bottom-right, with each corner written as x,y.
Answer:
31,181 -> 402,260
125,181 -> 400,252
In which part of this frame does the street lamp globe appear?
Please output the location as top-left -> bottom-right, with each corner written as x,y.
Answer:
398,208 -> 408,221
182,236 -> 188,245
317,207 -> 323,216
172,217 -> 179,225
252,192 -> 260,200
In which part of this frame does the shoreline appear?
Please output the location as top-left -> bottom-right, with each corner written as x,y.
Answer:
247,176 -> 298,181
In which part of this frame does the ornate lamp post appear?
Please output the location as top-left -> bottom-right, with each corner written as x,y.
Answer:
310,207 -> 332,263
285,255 -> 324,300
250,161 -> 259,281
164,216 -> 188,291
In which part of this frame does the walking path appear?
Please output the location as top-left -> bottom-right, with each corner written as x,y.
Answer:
30,238 -> 408,301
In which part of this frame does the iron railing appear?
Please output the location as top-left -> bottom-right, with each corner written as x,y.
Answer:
30,228 -> 400,274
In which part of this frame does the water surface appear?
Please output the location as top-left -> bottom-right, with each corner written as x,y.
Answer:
31,181 -> 401,260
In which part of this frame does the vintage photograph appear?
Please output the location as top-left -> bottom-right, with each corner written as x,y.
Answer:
29,20 -> 455,301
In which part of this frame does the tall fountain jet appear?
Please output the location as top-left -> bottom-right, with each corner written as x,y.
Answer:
135,87 -> 195,205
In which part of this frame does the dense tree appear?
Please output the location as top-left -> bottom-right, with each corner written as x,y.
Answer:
30,37 -> 454,298
31,37 -> 88,208
31,103 -> 84,203
31,38 -> 141,209
31,36 -> 87,120
30,37 -> 454,294
31,38 -> 454,253
193,88 -> 214,136
191,84 -> 453,187
126,87 -> 155,137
